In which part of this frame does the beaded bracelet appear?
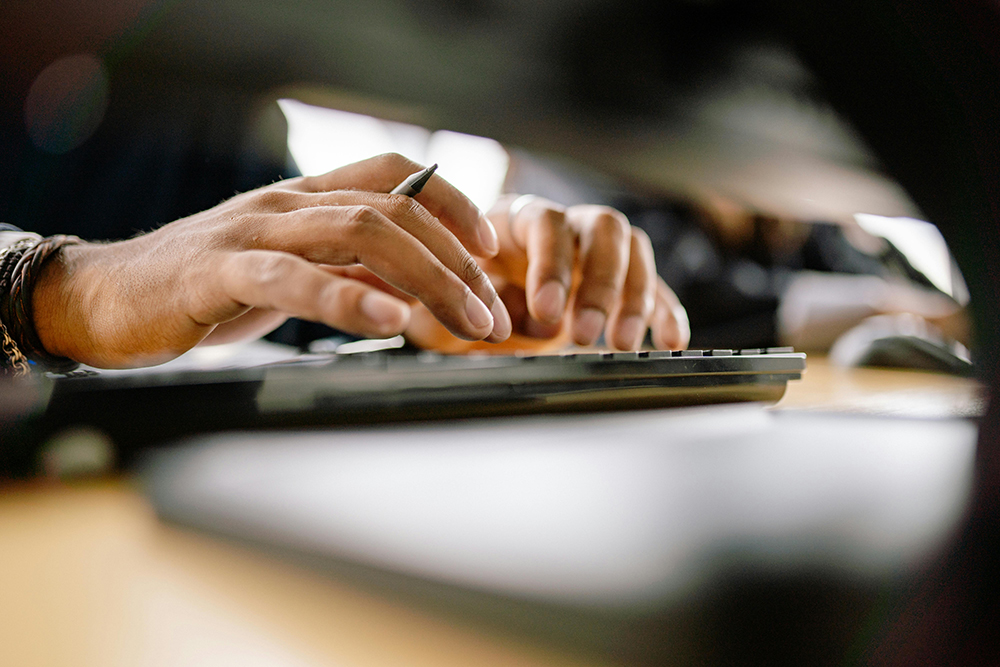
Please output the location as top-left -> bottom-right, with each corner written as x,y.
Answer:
0,235 -> 82,375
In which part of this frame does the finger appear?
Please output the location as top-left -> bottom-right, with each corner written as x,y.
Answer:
292,153 -> 500,258
493,283 -> 564,340
319,265 -> 415,303
264,206 -> 506,341
255,190 -> 511,343
651,277 -> 691,350
200,309 -> 289,346
606,228 -> 657,350
508,198 -> 576,324
202,250 -> 412,339
321,264 -> 539,342
564,206 -> 631,346
405,295 -> 571,355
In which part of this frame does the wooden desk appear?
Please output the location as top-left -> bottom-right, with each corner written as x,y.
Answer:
775,356 -> 985,418
1,480 -> 601,667
0,359 -> 984,667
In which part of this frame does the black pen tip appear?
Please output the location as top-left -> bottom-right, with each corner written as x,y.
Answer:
410,163 -> 438,194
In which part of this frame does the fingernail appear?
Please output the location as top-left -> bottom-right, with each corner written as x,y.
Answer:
534,280 -> 567,323
615,315 -> 645,350
360,291 -> 408,330
465,291 -> 494,331
573,308 -> 606,345
478,214 -> 499,256
490,297 -> 512,341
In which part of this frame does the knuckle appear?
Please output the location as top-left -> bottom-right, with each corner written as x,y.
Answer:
417,264 -> 459,313
593,209 -> 631,245
218,213 -> 263,246
251,188 -> 292,211
297,174 -> 321,191
631,225 -> 651,247
344,205 -> 384,232
198,211 -> 270,255
372,152 -> 419,172
537,207 -> 566,231
384,193 -> 422,221
456,251 -> 488,289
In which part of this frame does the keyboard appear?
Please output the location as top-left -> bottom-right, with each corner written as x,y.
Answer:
42,347 -> 805,460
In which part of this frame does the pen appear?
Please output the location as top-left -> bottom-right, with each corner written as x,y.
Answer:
390,163 -> 438,196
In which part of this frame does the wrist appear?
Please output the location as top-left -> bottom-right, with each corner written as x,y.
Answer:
31,240 -> 92,365
1,235 -> 83,374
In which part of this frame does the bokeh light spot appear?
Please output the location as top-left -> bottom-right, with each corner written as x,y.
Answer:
24,53 -> 110,154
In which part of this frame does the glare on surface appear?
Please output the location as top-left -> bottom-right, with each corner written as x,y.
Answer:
854,213 -> 967,301
278,99 -> 509,212
144,407 -> 977,607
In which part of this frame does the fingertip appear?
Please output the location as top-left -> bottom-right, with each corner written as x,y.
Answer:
359,290 -> 411,335
612,315 -> 646,351
464,291 -> 495,337
486,296 -> 512,343
572,308 -> 606,346
652,326 -> 675,351
652,306 -> 691,350
479,214 -> 500,257
673,304 -> 691,349
532,280 -> 568,324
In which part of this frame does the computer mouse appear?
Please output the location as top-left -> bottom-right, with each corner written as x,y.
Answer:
829,313 -> 974,376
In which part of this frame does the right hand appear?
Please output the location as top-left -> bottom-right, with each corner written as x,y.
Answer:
31,154 -> 512,368
404,195 -> 690,354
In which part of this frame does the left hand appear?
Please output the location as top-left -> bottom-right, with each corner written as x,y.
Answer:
32,154 -> 511,368
400,195 -> 690,353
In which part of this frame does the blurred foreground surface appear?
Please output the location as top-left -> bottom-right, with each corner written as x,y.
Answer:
0,358 -> 983,667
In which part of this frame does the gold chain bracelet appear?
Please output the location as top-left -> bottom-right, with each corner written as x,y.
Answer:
0,237 -> 38,376
0,318 -> 30,377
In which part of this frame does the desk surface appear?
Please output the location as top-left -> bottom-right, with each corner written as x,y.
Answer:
0,358 -> 985,667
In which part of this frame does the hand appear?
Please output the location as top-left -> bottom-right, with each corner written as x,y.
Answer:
31,154 -> 512,368
404,195 -> 690,353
